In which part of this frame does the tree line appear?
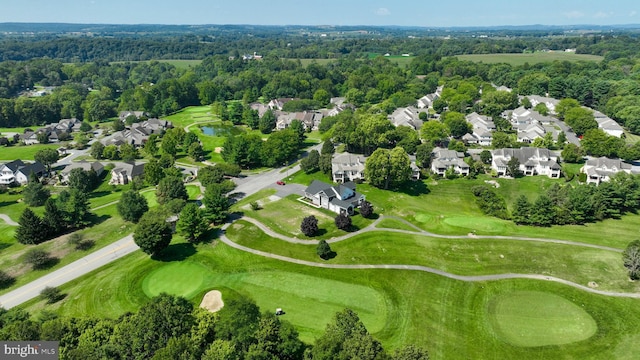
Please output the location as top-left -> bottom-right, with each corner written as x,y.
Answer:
472,172 -> 640,227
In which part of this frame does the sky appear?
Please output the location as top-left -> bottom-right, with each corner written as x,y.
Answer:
2,0 -> 639,27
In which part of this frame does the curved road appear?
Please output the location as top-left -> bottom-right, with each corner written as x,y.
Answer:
0,236 -> 139,309
220,221 -> 640,299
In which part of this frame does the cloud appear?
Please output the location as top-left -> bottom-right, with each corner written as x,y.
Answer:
565,11 -> 585,19
593,11 -> 613,19
375,7 -> 390,16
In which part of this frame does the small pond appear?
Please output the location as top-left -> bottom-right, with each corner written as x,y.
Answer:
200,123 -> 243,137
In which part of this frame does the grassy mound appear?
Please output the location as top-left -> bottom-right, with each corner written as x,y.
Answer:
487,291 -> 597,347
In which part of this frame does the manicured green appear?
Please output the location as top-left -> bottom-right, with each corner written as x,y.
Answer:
109,59 -> 202,69
487,291 -> 597,347
142,261 -> 209,298
185,185 -> 201,200
227,220 -> 637,293
0,144 -> 61,160
456,52 -> 604,66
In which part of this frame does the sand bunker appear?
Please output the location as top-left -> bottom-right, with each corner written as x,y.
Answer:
199,290 -> 224,312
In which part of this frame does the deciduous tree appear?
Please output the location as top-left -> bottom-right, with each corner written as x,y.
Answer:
34,148 -> 59,173
133,210 -> 173,256
623,240 -> 640,280
156,176 -> 187,205
177,203 -> 208,243
117,190 -> 149,223
317,239 -> 333,260
335,213 -> 352,231
301,215 -> 319,236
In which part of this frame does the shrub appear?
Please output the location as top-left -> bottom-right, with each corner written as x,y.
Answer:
301,215 -> 319,237
335,213 -> 352,231
359,201 -> 374,218
0,270 -> 15,289
40,286 -> 64,304
250,201 -> 261,211
317,240 -> 333,260
24,249 -> 56,270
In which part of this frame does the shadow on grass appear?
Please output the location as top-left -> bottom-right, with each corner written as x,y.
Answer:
0,242 -> 12,251
33,257 -> 60,271
87,214 -> 110,226
154,242 -> 197,262
319,251 -> 337,260
398,180 -> 430,196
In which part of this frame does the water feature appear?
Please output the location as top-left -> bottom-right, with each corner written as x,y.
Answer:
200,123 -> 243,137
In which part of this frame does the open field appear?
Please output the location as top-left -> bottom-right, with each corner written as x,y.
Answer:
109,59 -> 203,69
227,220 -> 638,293
0,144 -> 61,161
456,52 -> 604,66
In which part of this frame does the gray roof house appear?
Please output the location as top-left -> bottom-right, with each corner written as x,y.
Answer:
491,147 -> 561,178
303,180 -> 366,215
430,148 -> 470,176
580,157 -> 635,185
593,111 -> 624,138
388,107 -> 424,130
463,112 -> 495,146
332,152 -> 367,183
109,162 -> 145,185
60,161 -> 104,183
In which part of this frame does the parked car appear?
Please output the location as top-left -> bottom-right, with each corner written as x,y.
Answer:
276,181 -> 285,185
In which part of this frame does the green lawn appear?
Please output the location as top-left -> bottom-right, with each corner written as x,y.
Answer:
487,291 -> 597,347
18,236 -> 640,359
243,194 -> 374,240
0,144 -> 62,161
227,220 -> 637,293
109,59 -> 202,69
456,52 -> 604,66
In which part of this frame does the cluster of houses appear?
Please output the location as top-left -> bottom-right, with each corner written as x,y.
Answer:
0,158 -> 146,187
102,112 -> 173,148
19,118 -> 83,145
250,97 -> 355,131
330,151 -> 420,183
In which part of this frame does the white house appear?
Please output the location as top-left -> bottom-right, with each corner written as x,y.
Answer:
593,111 -> 624,138
491,147 -> 561,178
388,107 -> 424,130
417,86 -> 443,109
463,112 -> 495,146
303,180 -> 366,215
580,157 -> 634,185
431,148 -> 470,176
332,152 -> 367,183
109,162 -> 145,185
526,95 -> 560,114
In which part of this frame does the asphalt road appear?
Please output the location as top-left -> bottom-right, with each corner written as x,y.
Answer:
0,236 -> 138,309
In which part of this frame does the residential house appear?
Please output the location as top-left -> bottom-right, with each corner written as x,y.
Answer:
388,107 -> 424,130
119,111 -> 149,122
580,157 -> 635,185
332,152 -> 367,183
60,161 -> 104,183
463,112 -> 495,146
493,85 -> 512,92
491,147 -> 561,178
268,98 -> 297,111
303,180 -> 366,215
109,162 -> 145,185
104,118 -> 172,148
417,86 -> 443,109
249,102 -> 270,118
275,111 -> 323,131
593,111 -> 624,138
0,160 -> 46,185
430,148 -> 470,176
20,131 -> 40,145
526,95 -> 560,114
332,152 -> 420,183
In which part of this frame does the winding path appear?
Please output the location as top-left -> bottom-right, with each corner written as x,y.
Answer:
237,215 -> 623,253
220,217 -> 640,298
0,214 -> 18,226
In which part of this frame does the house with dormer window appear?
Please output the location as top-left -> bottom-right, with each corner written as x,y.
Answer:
303,180 -> 366,215
491,147 -> 561,178
580,157 -> 635,185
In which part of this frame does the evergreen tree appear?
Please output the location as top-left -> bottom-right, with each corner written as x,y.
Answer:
16,208 -> 45,244
317,239 -> 333,260
42,198 -> 66,237
22,178 -> 50,206
512,195 -> 532,225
